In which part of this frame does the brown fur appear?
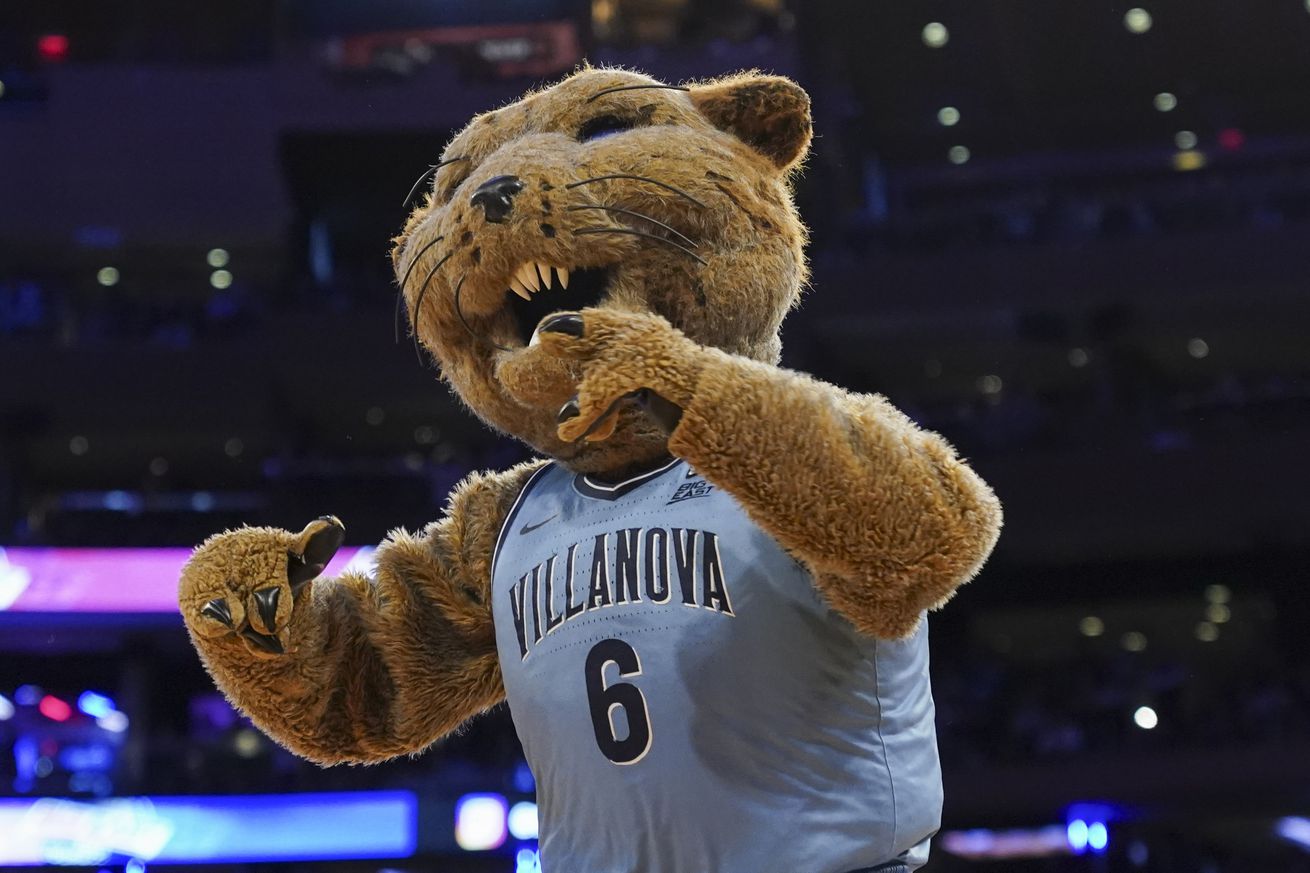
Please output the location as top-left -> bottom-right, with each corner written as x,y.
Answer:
179,67 -> 1001,764
180,463 -> 540,763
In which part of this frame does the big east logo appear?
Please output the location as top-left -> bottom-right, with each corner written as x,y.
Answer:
668,479 -> 714,504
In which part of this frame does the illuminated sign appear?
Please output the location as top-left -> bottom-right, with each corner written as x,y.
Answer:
0,792 -> 416,865
0,547 -> 374,614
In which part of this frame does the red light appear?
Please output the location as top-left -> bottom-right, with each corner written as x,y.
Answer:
1218,128 -> 1246,151
37,34 -> 70,63
38,695 -> 72,722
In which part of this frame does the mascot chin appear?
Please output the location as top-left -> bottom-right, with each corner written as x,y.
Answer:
180,67 -> 1002,873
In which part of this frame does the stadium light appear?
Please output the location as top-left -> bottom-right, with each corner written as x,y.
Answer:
1124,8 -> 1152,33
1218,128 -> 1246,151
37,34 -> 70,62
922,22 -> 949,48
1088,822 -> 1109,853
940,825 -> 1070,860
77,691 -> 117,719
39,695 -> 73,721
1173,150 -> 1206,172
1067,802 -> 1119,857
508,801 -> 539,840
1067,819 -> 1089,853
513,761 -> 536,793
455,794 -> 508,851
1276,816 -> 1310,851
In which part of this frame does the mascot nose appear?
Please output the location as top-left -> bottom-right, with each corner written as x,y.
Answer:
470,175 -> 525,223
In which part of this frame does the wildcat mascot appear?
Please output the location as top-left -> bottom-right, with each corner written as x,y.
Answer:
179,68 -> 1002,873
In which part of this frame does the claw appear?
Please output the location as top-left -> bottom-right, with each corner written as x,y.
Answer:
253,586 -> 281,633
539,313 -> 584,337
287,553 -> 326,594
241,627 -> 285,655
288,516 -> 346,590
302,516 -> 346,566
557,398 -> 581,423
200,598 -> 234,628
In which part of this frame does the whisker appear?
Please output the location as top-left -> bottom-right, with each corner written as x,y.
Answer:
586,84 -> 690,103
454,276 -> 514,353
397,236 -> 445,294
401,156 -> 469,209
410,284 -> 432,362
572,226 -> 708,265
565,205 -> 699,248
565,175 -> 706,209
394,235 -> 444,344
410,252 -> 455,361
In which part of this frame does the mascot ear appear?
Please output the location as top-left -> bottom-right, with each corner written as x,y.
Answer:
689,73 -> 812,171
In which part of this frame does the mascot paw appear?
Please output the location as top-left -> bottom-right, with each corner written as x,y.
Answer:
530,308 -> 702,443
180,516 -> 345,658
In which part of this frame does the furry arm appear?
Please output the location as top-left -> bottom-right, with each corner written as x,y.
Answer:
178,461 -> 543,764
538,309 -> 1002,640
667,353 -> 1002,639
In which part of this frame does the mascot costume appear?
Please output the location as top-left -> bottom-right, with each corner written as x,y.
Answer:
179,68 -> 1002,873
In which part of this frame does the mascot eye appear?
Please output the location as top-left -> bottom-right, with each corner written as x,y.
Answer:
578,115 -> 636,142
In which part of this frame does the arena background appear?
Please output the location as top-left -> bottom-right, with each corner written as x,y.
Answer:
2,1 -> 1309,870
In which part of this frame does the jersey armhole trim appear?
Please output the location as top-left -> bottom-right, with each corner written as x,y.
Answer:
490,462 -> 556,584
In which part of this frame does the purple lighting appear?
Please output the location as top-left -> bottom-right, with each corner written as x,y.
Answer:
0,547 -> 373,614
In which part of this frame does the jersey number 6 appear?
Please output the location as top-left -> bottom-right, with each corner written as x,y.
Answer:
584,639 -> 652,765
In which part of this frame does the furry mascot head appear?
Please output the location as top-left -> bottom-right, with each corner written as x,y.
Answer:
392,67 -> 812,474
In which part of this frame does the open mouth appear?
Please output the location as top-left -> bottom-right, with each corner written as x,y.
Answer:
503,262 -> 611,346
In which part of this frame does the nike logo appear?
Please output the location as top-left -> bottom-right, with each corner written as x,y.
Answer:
519,513 -> 558,535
